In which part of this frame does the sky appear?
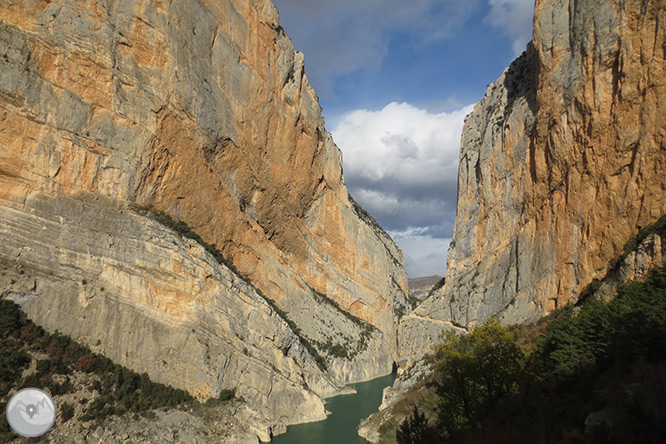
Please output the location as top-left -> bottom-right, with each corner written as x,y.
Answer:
272,0 -> 535,278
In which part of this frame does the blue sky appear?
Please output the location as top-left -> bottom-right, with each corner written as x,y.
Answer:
272,0 -> 535,277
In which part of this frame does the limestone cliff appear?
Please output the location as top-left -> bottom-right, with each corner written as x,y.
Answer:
0,0 -> 407,437
401,0 -> 666,360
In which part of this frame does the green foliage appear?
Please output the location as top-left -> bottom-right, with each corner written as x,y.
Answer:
397,262 -> 666,444
431,319 -> 524,439
37,357 -> 69,377
0,299 -> 25,338
0,347 -> 29,383
309,285 -> 375,333
0,299 -> 194,427
218,388 -> 236,401
348,193 -> 385,235
308,286 -> 377,361
150,210 -> 247,281
255,287 -> 327,371
396,406 -> 438,444
579,278 -> 602,301
537,300 -> 614,379
314,339 -> 350,359
612,214 -> 666,269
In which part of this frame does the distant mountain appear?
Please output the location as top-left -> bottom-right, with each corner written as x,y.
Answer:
407,276 -> 443,302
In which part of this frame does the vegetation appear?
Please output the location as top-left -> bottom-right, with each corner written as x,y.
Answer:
148,208 -> 248,282
427,277 -> 446,298
348,193 -> 386,235
347,193 -> 405,270
0,299 -> 195,441
309,286 -> 374,332
256,286 -> 327,371
217,388 -> 236,402
395,262 -> 666,444
306,286 -> 377,362
396,406 -> 438,444
611,213 -> 666,270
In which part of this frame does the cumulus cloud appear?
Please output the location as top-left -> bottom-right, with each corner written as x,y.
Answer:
485,0 -> 535,55
272,0 -> 480,96
332,102 -> 474,277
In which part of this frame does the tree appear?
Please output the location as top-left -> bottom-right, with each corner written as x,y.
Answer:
431,319 -> 525,439
396,406 -> 438,444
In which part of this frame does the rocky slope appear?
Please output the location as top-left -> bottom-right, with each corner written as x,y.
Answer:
400,0 -> 666,361
364,220 -> 666,444
0,0 -> 407,438
0,195 -> 335,441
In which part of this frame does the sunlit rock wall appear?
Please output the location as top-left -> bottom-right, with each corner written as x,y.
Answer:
401,0 -> 666,361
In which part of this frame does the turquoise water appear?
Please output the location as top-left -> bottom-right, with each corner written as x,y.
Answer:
271,373 -> 396,444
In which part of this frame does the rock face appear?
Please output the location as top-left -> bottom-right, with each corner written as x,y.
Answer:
401,0 -> 666,361
0,195 -> 334,440
0,0 -> 407,436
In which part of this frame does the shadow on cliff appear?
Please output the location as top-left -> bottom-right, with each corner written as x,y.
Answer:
503,42 -> 537,116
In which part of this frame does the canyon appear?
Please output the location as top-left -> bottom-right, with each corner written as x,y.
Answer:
2,0 -> 665,442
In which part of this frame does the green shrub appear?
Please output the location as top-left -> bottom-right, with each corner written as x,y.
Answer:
60,402 -> 75,423
218,388 -> 236,401
0,348 -> 29,382
396,406 -> 438,444
0,299 -> 25,337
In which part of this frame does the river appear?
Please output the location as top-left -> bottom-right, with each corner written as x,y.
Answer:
271,372 -> 396,444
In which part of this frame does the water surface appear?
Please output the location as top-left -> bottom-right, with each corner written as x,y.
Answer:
271,372 -> 396,444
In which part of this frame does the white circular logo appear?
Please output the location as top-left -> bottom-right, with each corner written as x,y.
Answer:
6,388 -> 57,437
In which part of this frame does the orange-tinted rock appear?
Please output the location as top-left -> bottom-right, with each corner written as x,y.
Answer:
400,0 -> 666,361
0,0 -> 407,434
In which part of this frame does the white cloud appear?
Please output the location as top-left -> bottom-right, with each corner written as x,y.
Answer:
273,0 -> 480,96
389,230 -> 452,277
332,102 -> 474,277
485,0 -> 535,55
333,102 -> 473,188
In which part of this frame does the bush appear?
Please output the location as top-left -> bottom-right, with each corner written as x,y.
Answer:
76,354 -> 97,372
431,319 -> 525,439
396,406 -> 438,444
218,388 -> 236,401
0,299 -> 25,337
0,348 -> 29,382
60,402 -> 75,423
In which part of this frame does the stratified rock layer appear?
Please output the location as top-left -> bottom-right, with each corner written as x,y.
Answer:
0,0 -> 407,436
401,0 -> 666,360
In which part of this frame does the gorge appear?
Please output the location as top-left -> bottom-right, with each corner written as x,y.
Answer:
1,0 -> 665,443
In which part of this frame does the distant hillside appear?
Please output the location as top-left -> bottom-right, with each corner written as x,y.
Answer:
407,276 -> 443,302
